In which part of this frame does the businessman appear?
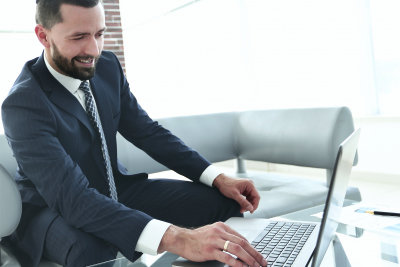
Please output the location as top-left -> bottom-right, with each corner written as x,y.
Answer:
1,1 -> 267,267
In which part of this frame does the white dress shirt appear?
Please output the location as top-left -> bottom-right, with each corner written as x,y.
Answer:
44,55 -> 222,255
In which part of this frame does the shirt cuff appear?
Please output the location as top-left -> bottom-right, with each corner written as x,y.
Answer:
135,219 -> 171,255
199,165 -> 223,187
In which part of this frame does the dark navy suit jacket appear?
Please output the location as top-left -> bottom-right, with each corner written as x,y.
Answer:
1,51 -> 210,266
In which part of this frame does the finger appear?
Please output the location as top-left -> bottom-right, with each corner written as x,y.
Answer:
220,237 -> 266,267
240,182 -> 261,211
233,193 -> 254,213
220,223 -> 248,241
247,189 -> 261,212
236,238 -> 267,267
214,249 -> 246,267
218,224 -> 267,266
220,231 -> 267,267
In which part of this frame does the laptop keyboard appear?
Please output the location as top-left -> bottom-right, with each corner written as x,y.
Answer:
251,221 -> 316,267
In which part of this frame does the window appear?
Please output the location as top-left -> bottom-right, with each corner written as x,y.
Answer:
0,1 -> 42,131
120,0 -> 400,118
1,0 -> 399,126
370,0 -> 400,115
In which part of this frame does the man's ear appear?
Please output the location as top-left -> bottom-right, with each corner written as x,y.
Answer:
35,24 -> 51,48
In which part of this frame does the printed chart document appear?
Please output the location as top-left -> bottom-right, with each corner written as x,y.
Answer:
313,202 -> 400,236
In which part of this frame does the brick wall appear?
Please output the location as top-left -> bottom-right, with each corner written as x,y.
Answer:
103,0 -> 126,73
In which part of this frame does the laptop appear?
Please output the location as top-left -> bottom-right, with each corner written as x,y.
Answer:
172,128 -> 360,267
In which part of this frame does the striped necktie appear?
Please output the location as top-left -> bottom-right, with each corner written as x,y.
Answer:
79,80 -> 118,201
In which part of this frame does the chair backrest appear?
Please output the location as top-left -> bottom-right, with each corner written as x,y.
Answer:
0,107 -> 355,212
117,112 -> 238,174
117,107 -> 356,178
236,107 -> 356,169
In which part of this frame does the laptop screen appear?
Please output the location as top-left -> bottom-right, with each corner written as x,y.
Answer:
311,128 -> 360,267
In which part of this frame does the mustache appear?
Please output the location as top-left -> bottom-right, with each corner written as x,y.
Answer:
73,55 -> 99,62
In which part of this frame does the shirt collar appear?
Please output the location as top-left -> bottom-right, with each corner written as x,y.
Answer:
44,53 -> 83,94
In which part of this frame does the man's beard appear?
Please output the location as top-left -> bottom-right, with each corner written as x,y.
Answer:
51,42 -> 100,80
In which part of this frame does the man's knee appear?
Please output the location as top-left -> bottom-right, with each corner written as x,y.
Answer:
43,215 -> 118,267
212,192 -> 242,220
66,237 -> 117,267
187,187 -> 242,226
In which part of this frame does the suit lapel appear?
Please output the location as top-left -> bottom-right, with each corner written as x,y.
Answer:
30,54 -> 95,138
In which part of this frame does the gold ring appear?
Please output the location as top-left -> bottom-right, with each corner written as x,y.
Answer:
223,240 -> 230,251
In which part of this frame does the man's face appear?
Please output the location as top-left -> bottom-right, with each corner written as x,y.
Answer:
45,3 -> 106,80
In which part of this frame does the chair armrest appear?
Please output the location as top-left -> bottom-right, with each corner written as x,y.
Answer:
0,164 -> 22,238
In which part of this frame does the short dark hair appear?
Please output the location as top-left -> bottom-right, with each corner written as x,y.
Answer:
36,0 -> 101,29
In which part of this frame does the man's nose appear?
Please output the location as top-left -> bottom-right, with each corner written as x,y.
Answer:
84,36 -> 101,57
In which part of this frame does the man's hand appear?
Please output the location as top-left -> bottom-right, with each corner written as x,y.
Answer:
213,174 -> 260,214
158,222 -> 267,267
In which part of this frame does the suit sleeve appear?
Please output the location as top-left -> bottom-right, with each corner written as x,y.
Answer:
1,89 -> 150,261
112,56 -> 210,181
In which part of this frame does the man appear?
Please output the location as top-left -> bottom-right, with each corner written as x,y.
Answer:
1,1 -> 267,266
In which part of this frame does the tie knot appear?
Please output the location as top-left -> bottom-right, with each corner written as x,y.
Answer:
79,80 -> 90,93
